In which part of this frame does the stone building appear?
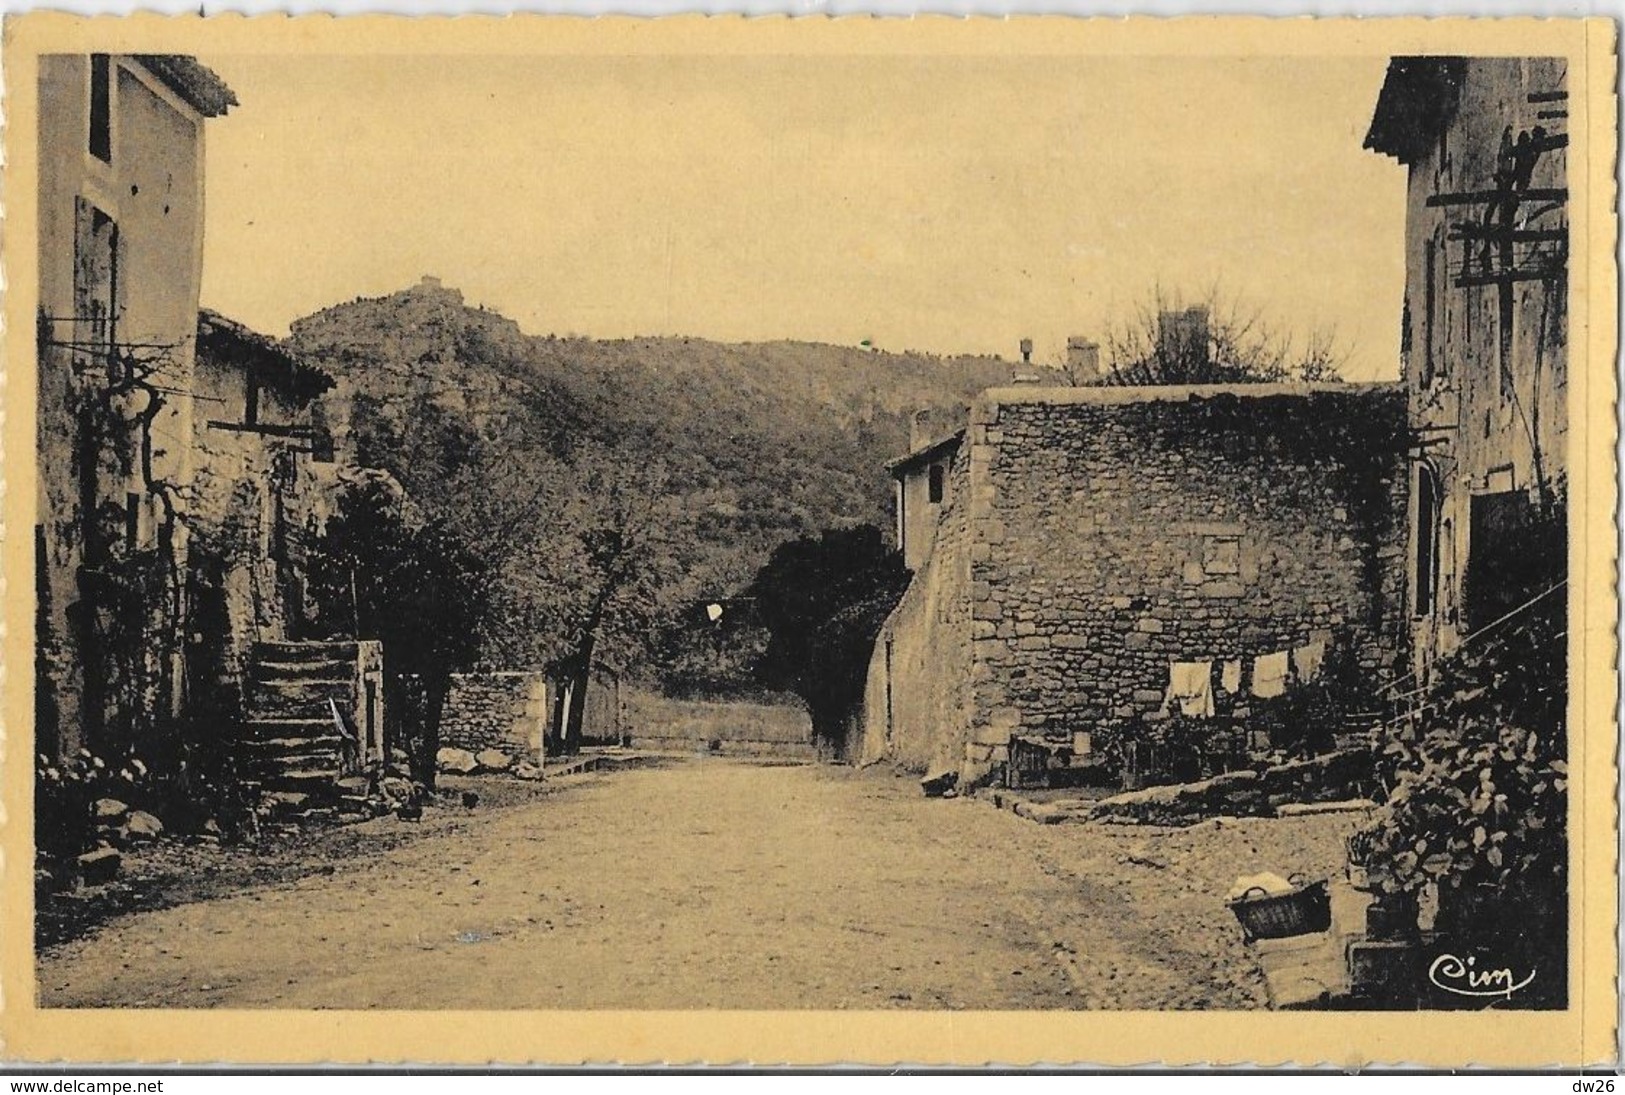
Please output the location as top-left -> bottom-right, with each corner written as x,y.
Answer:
1364,57 -> 1568,682
35,54 -> 237,759
34,55 -> 383,798
859,384 -> 1410,787
187,310 -> 354,722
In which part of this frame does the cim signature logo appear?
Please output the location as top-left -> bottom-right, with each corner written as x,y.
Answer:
1427,952 -> 1536,1000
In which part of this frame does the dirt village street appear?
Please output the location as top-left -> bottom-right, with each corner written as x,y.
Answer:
39,757 -> 1360,1011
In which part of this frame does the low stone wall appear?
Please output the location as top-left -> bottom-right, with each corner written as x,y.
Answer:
625,691 -> 814,758
441,671 -> 547,761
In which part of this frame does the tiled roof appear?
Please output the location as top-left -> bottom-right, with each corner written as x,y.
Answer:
132,55 -> 238,118
197,310 -> 334,402
1364,57 -> 1467,164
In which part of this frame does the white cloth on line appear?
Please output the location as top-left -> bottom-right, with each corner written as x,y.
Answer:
1167,660 -> 1216,718
1252,650 -> 1290,699
1220,659 -> 1243,694
1292,639 -> 1327,683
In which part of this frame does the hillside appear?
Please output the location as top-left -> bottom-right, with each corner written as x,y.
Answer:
286,276 -> 1017,604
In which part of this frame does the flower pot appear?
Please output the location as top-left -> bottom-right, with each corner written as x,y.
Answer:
1366,892 -> 1421,941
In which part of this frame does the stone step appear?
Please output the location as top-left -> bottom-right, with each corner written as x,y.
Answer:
240,733 -> 346,754
242,717 -> 340,740
252,658 -> 355,681
252,640 -> 363,664
260,768 -> 343,793
247,678 -> 355,716
245,749 -> 346,775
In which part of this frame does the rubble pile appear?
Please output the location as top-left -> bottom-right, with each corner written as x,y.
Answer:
994,748 -> 1376,827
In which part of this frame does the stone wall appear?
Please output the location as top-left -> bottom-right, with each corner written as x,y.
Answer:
859,447 -> 975,771
442,671 -> 548,760
187,353 -> 339,717
958,385 -> 1409,783
626,691 -> 814,758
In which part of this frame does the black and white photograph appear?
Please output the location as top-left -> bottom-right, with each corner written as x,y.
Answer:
3,13 -> 1615,1069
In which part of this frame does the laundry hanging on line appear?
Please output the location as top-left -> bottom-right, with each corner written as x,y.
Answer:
1292,639 -> 1327,683
1166,660 -> 1216,718
1251,650 -> 1290,699
1220,659 -> 1243,695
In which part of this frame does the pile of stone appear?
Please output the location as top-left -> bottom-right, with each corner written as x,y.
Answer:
434,746 -> 543,781
331,748 -> 426,820
71,797 -> 168,885
1004,749 -> 1376,827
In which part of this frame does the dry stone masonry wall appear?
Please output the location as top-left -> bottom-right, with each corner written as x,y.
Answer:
866,384 -> 1410,786
441,671 -> 547,760
963,386 -> 1409,776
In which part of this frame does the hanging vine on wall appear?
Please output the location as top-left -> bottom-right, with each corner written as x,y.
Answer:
43,320 -> 196,753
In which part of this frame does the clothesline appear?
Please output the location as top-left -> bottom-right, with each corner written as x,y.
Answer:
1372,629 -> 1567,733
1375,577 -> 1569,702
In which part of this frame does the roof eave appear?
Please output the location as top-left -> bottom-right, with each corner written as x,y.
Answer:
1363,56 -> 1467,164
886,431 -> 964,477
197,310 -> 335,402
132,55 -> 239,118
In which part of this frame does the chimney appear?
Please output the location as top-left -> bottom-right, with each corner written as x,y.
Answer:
1066,336 -> 1101,377
1019,337 -> 1034,364
1157,306 -> 1211,368
909,408 -> 935,451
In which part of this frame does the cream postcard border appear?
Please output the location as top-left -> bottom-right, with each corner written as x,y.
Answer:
0,13 -> 1616,1067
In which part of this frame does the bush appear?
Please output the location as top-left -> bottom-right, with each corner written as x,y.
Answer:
1355,596 -> 1566,1005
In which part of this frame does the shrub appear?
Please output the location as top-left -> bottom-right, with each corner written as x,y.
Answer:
1355,595 -> 1566,1005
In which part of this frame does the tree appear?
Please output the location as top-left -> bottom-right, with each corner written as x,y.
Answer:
305,472 -> 491,787
746,526 -> 911,757
1081,288 -> 1346,387
460,443 -> 687,755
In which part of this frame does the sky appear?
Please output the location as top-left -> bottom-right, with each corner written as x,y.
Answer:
197,52 -> 1407,380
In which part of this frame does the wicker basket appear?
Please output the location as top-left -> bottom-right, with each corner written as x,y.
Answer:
1227,874 -> 1332,941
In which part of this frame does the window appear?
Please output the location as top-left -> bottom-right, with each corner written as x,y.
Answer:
1202,535 -> 1240,576
1414,466 -> 1440,617
73,201 -> 119,371
927,463 -> 945,504
125,491 -> 141,550
89,54 -> 111,162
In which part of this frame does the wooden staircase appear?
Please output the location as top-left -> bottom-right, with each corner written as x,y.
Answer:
244,641 -> 369,820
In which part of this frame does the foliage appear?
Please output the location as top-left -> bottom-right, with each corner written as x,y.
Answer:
745,526 -> 911,754
1356,596 -> 1566,957
1087,287 -> 1346,387
284,283 -> 1016,692
76,543 -> 176,754
305,473 -> 491,782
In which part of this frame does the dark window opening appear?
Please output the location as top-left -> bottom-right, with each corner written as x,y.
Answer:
124,491 -> 141,550
1463,489 -> 1565,633
89,54 -> 111,162
927,463 -> 945,504
1414,466 -> 1439,618
244,375 -> 260,426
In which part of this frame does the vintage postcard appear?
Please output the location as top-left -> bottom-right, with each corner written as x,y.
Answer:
0,13 -> 1617,1068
